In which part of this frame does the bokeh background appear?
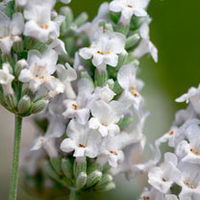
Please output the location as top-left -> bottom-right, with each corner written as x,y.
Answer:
1,0 -> 200,199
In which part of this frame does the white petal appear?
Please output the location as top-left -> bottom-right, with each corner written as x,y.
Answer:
60,138 -> 76,153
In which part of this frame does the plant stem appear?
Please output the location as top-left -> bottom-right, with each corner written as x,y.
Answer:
69,189 -> 79,200
9,116 -> 23,200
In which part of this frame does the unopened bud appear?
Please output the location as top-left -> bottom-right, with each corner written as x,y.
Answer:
76,172 -> 87,189
86,170 -> 102,188
13,39 -> 24,53
125,34 -> 140,50
74,12 -> 88,28
15,59 -> 28,78
5,94 -> 17,110
50,156 -> 62,175
60,7 -> 73,35
32,99 -> 48,114
95,174 -> 113,190
97,181 -> 116,192
118,117 -> 133,129
62,158 -> 73,180
18,95 -> 31,114
73,157 -> 87,178
95,69 -> 108,87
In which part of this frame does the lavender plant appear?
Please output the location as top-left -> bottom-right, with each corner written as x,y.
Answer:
0,0 -> 158,199
139,88 -> 200,200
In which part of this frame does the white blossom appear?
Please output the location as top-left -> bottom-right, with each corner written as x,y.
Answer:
19,49 -> 59,93
109,0 -> 150,25
89,100 -> 123,137
0,63 -> 14,95
133,16 -> 158,62
60,120 -> 101,158
0,12 -> 24,55
79,30 -> 126,71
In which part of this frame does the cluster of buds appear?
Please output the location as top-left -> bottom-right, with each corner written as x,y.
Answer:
140,86 -> 200,200
0,0 -> 158,199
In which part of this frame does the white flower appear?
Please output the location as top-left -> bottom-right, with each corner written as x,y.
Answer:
45,95 -> 66,138
94,84 -> 116,103
139,187 -> 165,200
60,120 -> 101,158
176,124 -> 200,164
79,30 -> 126,70
89,100 -> 123,137
133,16 -> 158,62
62,78 -> 94,125
176,85 -> 200,115
0,63 -> 14,95
60,0 -> 71,4
48,38 -> 67,55
24,2 -> 63,42
109,0 -> 150,25
19,49 -> 58,93
148,153 -> 180,194
97,135 -> 126,168
117,64 -> 144,110
57,63 -> 77,99
0,12 -> 24,55
31,135 -> 58,158
176,162 -> 200,200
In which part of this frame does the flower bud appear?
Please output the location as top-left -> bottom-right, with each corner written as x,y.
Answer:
94,174 -> 113,190
32,99 -> 48,114
118,117 -> 133,129
74,12 -> 88,28
95,69 -> 108,87
97,181 -> 116,192
50,156 -> 62,176
44,161 -> 61,182
60,7 -> 73,33
73,157 -> 87,179
5,94 -> 17,110
116,24 -> 129,36
76,172 -> 87,189
62,158 -> 73,180
18,95 -> 31,114
125,33 -> 140,50
13,39 -> 24,53
86,170 -> 102,188
15,59 -> 28,78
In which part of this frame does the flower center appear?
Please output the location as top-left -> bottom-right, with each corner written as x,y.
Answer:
79,144 -> 85,148
143,196 -> 150,200
129,86 -> 139,97
184,181 -> 197,189
169,131 -> 174,135
162,178 -> 167,182
110,151 -> 118,155
97,50 -> 104,55
190,148 -> 200,155
41,24 -> 49,29
72,103 -> 78,110
128,4 -> 133,8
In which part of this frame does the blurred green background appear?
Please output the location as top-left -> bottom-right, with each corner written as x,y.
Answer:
1,0 -> 200,199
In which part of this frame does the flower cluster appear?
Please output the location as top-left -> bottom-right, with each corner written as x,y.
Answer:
140,85 -> 200,200
0,0 -> 158,199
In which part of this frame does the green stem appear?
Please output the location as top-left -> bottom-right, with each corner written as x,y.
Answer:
9,116 -> 23,200
69,189 -> 79,200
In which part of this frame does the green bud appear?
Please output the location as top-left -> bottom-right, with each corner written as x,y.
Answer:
60,7 -> 74,35
13,39 -> 24,53
73,157 -> 87,178
125,33 -> 140,50
97,181 -> 116,192
109,11 -> 121,24
86,170 -> 102,188
51,156 -> 62,176
32,99 -> 48,114
118,117 -> 133,129
76,172 -> 87,189
116,24 -> 129,36
44,161 -> 61,182
15,59 -> 28,78
95,174 -> 113,190
105,23 -> 114,32
95,69 -> 108,87
80,71 -> 93,82
62,158 -> 73,180
18,95 -> 31,114
113,81 -> 123,95
87,162 -> 102,175
74,12 -> 88,28
5,94 -> 17,110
